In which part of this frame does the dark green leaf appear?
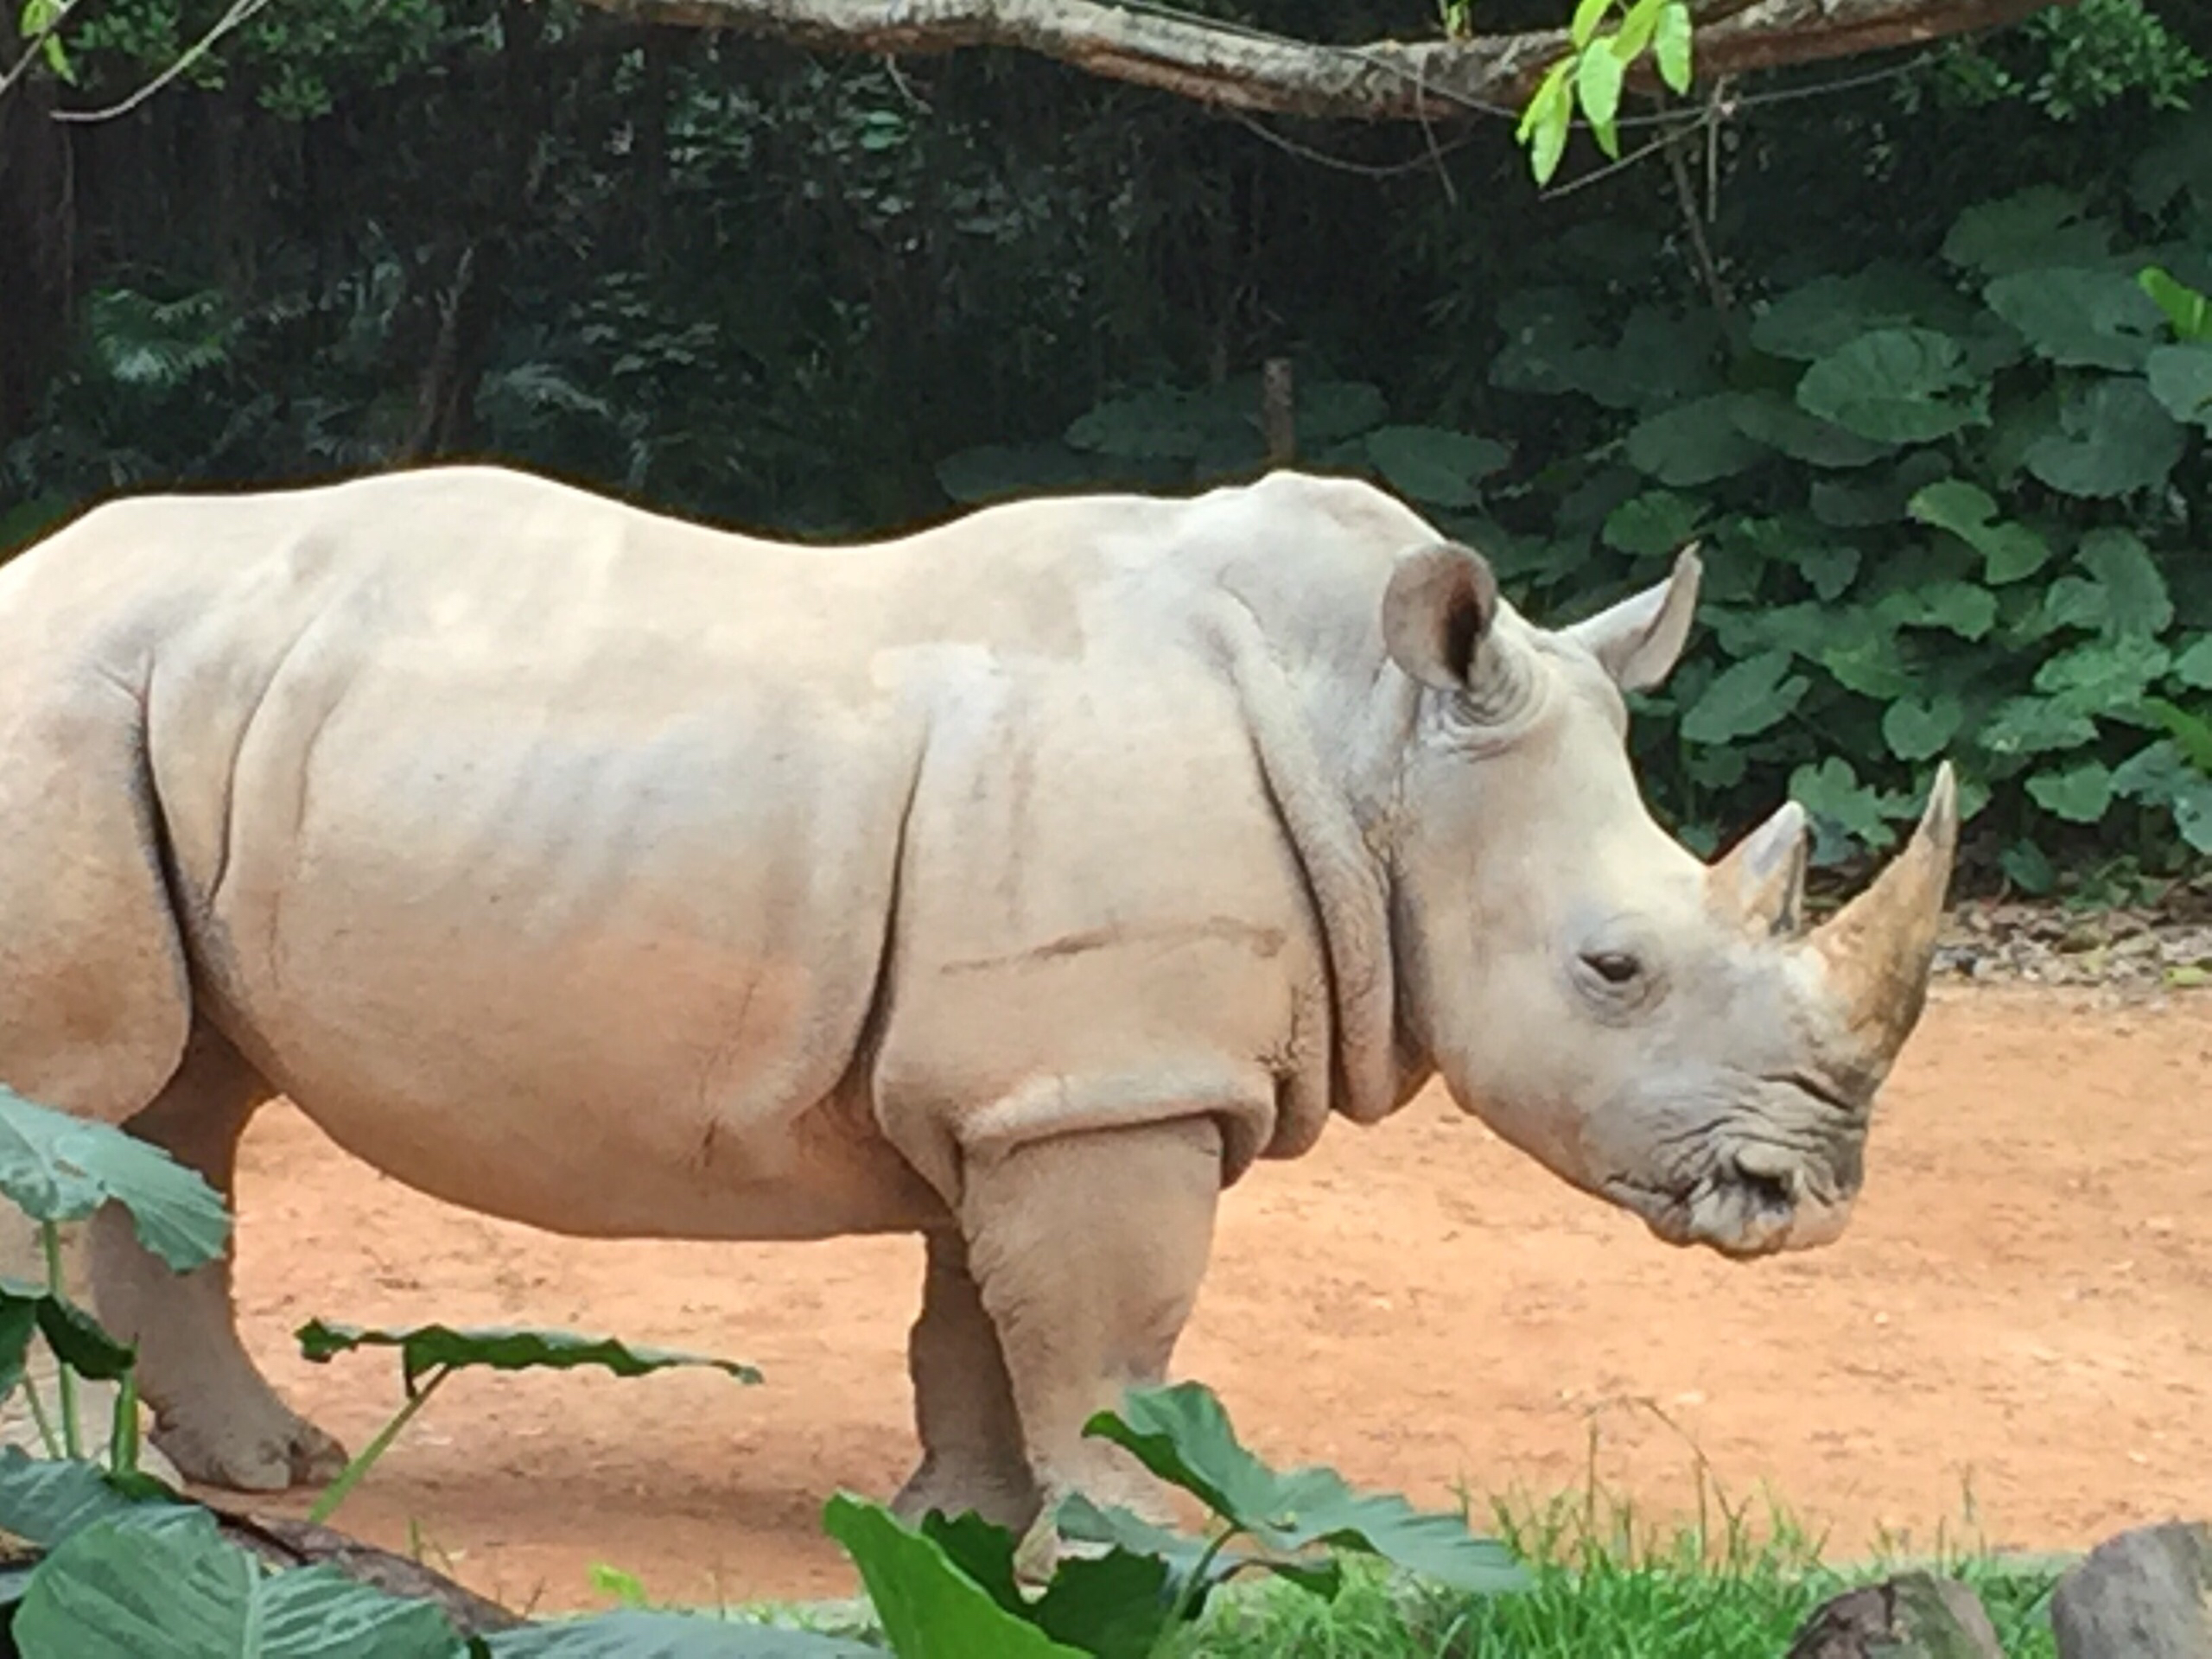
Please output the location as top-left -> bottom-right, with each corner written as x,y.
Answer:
2024,377 -> 2186,498
1796,542 -> 1862,602
1905,480 -> 2050,584
486,1610 -> 879,1657
14,1510 -> 467,1658
23,1289 -> 133,1382
1886,581 -> 1997,641
2000,840 -> 2057,895
1082,1383 -> 1526,1593
1065,391 -> 1204,460
914,1511 -> 1026,1618
1883,696 -> 1965,762
1977,698 -> 2098,757
0,1448 -> 194,1551
295,1323 -> 760,1395
1727,390 -> 1894,468
1983,268 -> 2165,372
2074,529 -> 2172,636
0,1294 -> 34,1408
1624,395 -> 1767,486
820,1494 -> 1085,1659
1364,426 -> 1509,510
1294,380 -> 1389,445
2113,740 -> 2194,804
1942,188 -> 2113,276
2147,343 -> 2212,429
1796,329 -> 1987,444
1750,265 -> 1971,360
2027,762 -> 2113,823
0,1089 -> 228,1272
1680,651 -> 1809,744
2036,639 -> 2173,715
1789,758 -> 1897,855
1601,491 -> 1705,556
1030,1548 -> 1177,1659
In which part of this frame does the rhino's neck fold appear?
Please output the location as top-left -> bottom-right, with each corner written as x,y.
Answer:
1203,594 -> 1408,1132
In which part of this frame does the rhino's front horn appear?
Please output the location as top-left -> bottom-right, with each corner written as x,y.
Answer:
1803,761 -> 1961,1071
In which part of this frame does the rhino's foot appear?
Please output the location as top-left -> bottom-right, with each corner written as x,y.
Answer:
153,1405 -> 350,1494
890,1452 -> 1041,1534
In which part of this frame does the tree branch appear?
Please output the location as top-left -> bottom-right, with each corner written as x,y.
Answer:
573,0 -> 2076,122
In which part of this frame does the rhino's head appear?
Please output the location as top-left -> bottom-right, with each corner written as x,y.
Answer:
1380,540 -> 1956,1260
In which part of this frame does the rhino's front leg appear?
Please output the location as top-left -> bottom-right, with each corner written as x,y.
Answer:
891,1229 -> 1040,1531
958,1114 -> 1223,1567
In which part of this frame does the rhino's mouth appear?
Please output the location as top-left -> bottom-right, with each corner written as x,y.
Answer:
1604,1152 -> 1834,1262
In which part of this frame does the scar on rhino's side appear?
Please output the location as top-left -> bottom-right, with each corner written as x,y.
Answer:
942,917 -> 1287,976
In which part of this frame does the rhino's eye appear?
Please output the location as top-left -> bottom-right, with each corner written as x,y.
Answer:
1580,950 -> 1643,987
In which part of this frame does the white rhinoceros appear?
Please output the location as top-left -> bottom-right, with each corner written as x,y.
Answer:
0,463 -> 1955,1538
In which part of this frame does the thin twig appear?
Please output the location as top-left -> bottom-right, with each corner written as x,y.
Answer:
51,0 -> 273,122
1664,118 -> 1732,314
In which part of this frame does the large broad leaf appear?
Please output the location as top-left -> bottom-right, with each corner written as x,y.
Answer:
0,1279 -> 135,1383
1883,696 -> 1965,762
1363,426 -> 1509,510
1789,758 -> 1898,859
1624,395 -> 1767,486
2027,761 -> 2114,823
0,1447 -> 194,1550
12,1510 -> 469,1658
1976,697 -> 2098,758
1750,264 -> 1973,360
2024,377 -> 2186,498
295,1322 -> 761,1394
1982,268 -> 2165,372
2035,638 -> 2172,719
2072,529 -> 2172,637
1294,380 -> 1389,445
1080,1382 -> 1526,1595
1881,581 -> 1997,641
486,1610 -> 880,1657
820,1494 -> 1086,1659
1601,490 -> 1705,557
2147,343 -> 2212,429
1941,188 -> 2113,277
1796,329 -> 1987,445
2145,697 -> 2212,772
1678,651 -> 1808,744
0,1088 -> 229,1272
1727,389 -> 1894,468
1065,390 -> 1206,460
1906,480 -> 2050,584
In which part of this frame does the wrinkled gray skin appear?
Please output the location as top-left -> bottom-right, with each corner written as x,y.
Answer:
0,466 -> 1955,1557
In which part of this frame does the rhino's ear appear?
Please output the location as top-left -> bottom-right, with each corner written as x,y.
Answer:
1564,544 -> 1702,692
1382,542 -> 1500,693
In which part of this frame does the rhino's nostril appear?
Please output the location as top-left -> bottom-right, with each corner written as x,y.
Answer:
1727,1153 -> 1797,1214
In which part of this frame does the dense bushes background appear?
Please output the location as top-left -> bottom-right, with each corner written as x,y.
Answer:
2,0 -> 2209,886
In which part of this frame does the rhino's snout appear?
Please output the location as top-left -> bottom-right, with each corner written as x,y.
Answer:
1626,1140 -> 1859,1261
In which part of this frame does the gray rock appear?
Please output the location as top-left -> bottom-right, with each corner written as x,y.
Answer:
2051,1520 -> 2212,1659
1783,1572 -> 2005,1658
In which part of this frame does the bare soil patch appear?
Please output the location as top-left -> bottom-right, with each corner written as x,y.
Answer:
217,986 -> 2212,1616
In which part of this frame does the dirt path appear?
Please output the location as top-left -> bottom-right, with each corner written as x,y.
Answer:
219,986 -> 2212,1616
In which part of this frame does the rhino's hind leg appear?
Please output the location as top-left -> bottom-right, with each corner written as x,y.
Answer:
88,1023 -> 349,1492
958,1115 -> 1223,1568
891,1229 -> 1039,1531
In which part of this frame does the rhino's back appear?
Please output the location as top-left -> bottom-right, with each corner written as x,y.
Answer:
0,464 -> 1421,1237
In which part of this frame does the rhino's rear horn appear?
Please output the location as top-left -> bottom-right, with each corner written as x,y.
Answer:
1707,798 -> 1809,938
1803,762 -> 1961,1071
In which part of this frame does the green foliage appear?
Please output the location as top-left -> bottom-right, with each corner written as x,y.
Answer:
1916,0 -> 2208,122
1515,0 -> 1693,186
0,1086 -> 230,1272
941,163 -> 2212,878
294,1320 -> 761,1524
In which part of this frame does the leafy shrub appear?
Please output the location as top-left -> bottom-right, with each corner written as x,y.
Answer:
940,161 -> 2212,888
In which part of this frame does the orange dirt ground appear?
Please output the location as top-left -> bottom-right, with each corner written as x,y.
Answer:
216,984 -> 2212,1617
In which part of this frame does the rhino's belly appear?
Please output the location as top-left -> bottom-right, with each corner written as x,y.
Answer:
174,661 -> 945,1241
